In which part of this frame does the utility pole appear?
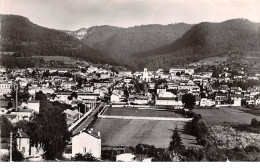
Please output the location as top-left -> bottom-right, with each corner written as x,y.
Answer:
10,132 -> 13,162
0,126 -> 1,162
13,82 -> 18,112
78,107 -> 81,120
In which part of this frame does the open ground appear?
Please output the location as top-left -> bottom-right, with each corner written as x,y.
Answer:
194,107 -> 260,125
92,107 -> 198,148
103,107 -> 183,118
93,118 -> 198,148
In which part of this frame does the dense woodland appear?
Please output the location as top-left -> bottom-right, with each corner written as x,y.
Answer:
0,15 -> 116,65
133,19 -> 260,70
1,15 -> 260,70
81,23 -> 193,65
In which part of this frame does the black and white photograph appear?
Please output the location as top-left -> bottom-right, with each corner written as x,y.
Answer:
0,0 -> 260,165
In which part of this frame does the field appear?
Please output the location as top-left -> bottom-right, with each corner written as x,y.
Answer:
92,118 -> 199,148
194,107 -> 260,125
234,107 -> 260,116
32,55 -> 76,62
103,107 -> 183,118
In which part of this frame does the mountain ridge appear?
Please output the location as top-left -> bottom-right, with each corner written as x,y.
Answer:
79,23 -> 193,67
0,14 -> 116,65
131,18 -> 260,70
1,15 -> 259,70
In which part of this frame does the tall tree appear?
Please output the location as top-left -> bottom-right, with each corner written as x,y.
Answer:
11,84 -> 30,102
182,93 -> 196,111
30,102 -> 71,160
0,115 -> 13,137
71,92 -> 78,100
35,91 -> 47,105
10,142 -> 24,161
169,127 -> 184,155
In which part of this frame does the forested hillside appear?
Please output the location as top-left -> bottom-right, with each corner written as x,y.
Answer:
81,23 -> 193,66
0,15 -> 116,65
132,19 -> 260,70
2,15 -> 259,70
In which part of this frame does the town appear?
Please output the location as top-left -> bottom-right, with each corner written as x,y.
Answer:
1,58 -> 260,162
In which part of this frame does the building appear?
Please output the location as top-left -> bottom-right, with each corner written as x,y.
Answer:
215,93 -> 228,105
5,108 -> 34,123
118,71 -> 132,77
63,109 -> 80,126
156,96 -> 183,107
230,94 -> 243,106
100,73 -> 111,80
116,153 -> 135,162
72,129 -> 101,159
27,101 -> 40,113
200,98 -> 215,107
140,68 -> 151,82
128,95 -> 149,105
169,68 -> 194,75
0,81 -> 12,98
16,129 -> 30,157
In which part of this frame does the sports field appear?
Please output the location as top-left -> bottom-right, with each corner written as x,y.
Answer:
194,107 -> 260,125
103,107 -> 183,118
92,118 -> 199,148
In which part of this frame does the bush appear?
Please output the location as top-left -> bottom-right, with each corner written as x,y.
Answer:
251,118 -> 258,127
233,146 -> 244,152
72,153 -> 98,161
9,144 -> 24,162
186,111 -> 195,118
245,145 -> 260,153
195,120 -> 209,138
196,137 -> 208,146
181,148 -> 205,161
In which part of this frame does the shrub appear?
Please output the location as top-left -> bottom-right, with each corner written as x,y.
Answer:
186,111 -> 195,118
195,120 -> 209,138
181,148 -> 205,161
197,137 -> 208,146
233,146 -> 244,152
72,153 -> 98,161
245,145 -> 260,153
251,118 -> 258,127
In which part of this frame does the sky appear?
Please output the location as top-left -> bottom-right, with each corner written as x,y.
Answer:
1,0 -> 260,30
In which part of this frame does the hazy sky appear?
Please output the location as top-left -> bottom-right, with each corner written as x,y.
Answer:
1,0 -> 260,30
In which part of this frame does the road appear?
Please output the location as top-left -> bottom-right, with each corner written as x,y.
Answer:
72,102 -> 106,135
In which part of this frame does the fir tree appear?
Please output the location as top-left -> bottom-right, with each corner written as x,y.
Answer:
169,127 -> 184,155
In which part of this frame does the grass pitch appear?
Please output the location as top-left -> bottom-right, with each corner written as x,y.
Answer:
103,107 -> 183,118
194,107 -> 260,125
92,118 -> 198,148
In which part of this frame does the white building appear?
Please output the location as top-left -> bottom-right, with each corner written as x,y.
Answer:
72,129 -> 101,159
0,82 -> 12,98
28,87 -> 55,96
169,68 -> 194,75
230,94 -> 243,106
116,153 -> 135,162
156,97 -> 183,106
111,90 -> 124,103
27,101 -> 40,113
140,68 -> 151,82
16,130 -> 30,157
118,71 -> 132,77
200,98 -> 215,107
87,66 -> 99,73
